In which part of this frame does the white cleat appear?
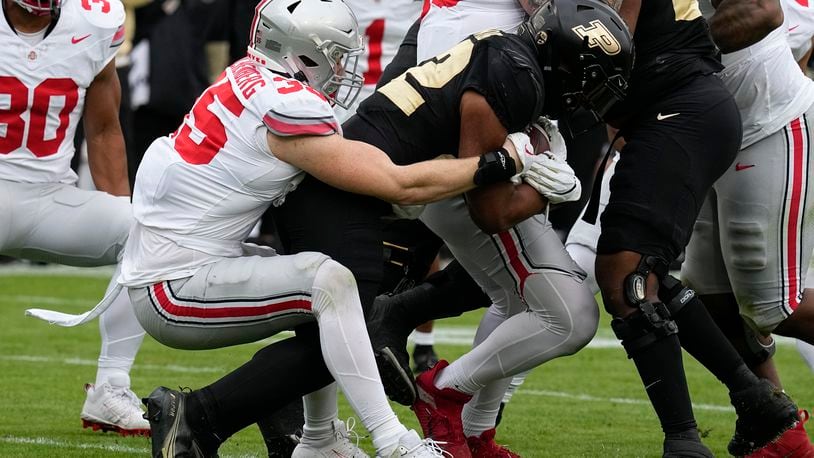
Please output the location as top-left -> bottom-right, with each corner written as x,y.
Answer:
292,418 -> 369,457
80,374 -> 151,437
384,430 -> 449,458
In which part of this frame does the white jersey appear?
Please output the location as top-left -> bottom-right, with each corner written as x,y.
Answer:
0,0 -> 124,184
721,25 -> 814,147
417,0 -> 526,61
783,0 -> 814,61
334,0 -> 424,122
121,58 -> 341,286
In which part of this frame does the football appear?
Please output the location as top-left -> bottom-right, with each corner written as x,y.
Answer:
528,122 -> 551,155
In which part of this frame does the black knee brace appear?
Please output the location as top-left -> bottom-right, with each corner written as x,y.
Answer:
611,256 -> 677,357
611,302 -> 678,357
659,275 -> 696,317
741,322 -> 777,367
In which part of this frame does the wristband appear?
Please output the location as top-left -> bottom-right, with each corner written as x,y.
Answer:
473,148 -> 516,186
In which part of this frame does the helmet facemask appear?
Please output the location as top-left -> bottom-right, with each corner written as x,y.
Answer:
313,39 -> 365,109
12,0 -> 60,17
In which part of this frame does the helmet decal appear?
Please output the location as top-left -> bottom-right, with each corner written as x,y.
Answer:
572,20 -> 622,56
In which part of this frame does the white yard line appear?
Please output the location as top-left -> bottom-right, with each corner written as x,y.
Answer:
0,264 -> 115,277
519,389 -> 734,412
0,436 -> 261,457
0,355 -> 224,374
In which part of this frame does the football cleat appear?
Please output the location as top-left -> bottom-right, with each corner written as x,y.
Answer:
412,344 -> 439,374
386,429 -> 449,458
266,434 -> 301,458
728,379 -> 799,456
745,410 -> 814,458
80,375 -> 150,437
663,437 -> 713,457
142,386 -> 219,458
412,360 -> 473,458
291,419 -> 368,458
368,298 -> 417,406
466,429 -> 520,458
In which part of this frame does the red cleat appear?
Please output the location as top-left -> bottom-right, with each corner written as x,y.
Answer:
746,410 -> 814,458
413,360 -> 473,458
467,428 -> 520,458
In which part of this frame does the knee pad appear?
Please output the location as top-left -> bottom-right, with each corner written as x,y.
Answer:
312,258 -> 358,313
741,322 -> 777,367
611,301 -> 678,358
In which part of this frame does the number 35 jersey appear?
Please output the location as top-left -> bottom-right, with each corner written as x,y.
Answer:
123,58 -> 340,286
354,31 -> 544,165
0,0 -> 125,185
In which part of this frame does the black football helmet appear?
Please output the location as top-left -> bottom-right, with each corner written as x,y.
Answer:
518,0 -> 634,121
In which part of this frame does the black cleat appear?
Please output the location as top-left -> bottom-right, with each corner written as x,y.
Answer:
663,438 -> 713,457
412,344 -> 439,374
265,434 -> 300,458
367,295 -> 418,406
143,387 -> 219,458
728,379 -> 799,456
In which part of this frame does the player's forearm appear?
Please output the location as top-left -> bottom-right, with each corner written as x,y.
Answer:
388,157 -> 480,205
467,184 -> 546,234
87,130 -> 130,197
709,0 -> 783,53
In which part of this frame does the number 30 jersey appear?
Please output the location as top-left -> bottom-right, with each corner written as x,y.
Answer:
122,58 -> 340,286
355,31 -> 544,165
0,0 -> 125,185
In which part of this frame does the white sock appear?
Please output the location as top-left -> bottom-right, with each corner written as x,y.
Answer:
96,275 -> 145,387
412,330 -> 435,346
434,360 -> 482,395
462,376 -> 511,438
301,383 -> 339,445
797,339 -> 814,373
311,260 -> 407,455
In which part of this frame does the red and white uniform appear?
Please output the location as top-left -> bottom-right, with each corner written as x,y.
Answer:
334,0 -> 423,122
417,0 -> 526,61
121,57 -> 340,287
783,0 -> 814,62
681,16 -> 814,332
0,0 -> 124,185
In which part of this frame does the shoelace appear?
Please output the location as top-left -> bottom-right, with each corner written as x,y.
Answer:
103,385 -> 143,422
409,438 -> 452,457
338,417 -> 364,453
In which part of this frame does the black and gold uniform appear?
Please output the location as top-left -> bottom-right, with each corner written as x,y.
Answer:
600,0 -> 742,260
349,30 -> 545,164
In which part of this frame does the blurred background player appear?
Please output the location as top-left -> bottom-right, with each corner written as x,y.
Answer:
0,0 -> 148,436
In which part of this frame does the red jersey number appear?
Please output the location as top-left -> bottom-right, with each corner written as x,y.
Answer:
363,19 -> 385,86
172,79 -> 244,165
0,76 -> 79,157
82,0 -> 111,13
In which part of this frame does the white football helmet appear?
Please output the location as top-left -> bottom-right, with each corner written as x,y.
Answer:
12,0 -> 60,16
247,0 -> 365,109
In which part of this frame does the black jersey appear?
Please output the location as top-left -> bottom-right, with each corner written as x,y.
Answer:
354,31 -> 545,165
610,0 -> 722,119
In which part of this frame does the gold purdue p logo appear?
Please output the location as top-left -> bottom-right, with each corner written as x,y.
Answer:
572,20 -> 621,55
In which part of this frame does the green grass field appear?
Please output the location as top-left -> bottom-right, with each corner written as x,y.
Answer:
0,268 -> 812,457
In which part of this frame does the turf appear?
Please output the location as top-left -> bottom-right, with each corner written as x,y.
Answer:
0,271 -> 812,457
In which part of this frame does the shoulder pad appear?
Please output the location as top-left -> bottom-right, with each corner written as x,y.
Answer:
261,77 -> 340,137
70,0 -> 125,32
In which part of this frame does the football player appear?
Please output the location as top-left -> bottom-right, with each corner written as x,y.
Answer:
37,1 -> 633,457
0,0 -> 148,436
28,0 -> 572,456
367,0 -> 805,455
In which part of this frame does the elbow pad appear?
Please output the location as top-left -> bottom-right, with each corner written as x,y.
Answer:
473,148 -> 517,186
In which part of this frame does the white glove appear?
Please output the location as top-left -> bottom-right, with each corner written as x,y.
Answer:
523,153 -> 581,204
505,131 -> 536,183
530,117 -> 567,161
